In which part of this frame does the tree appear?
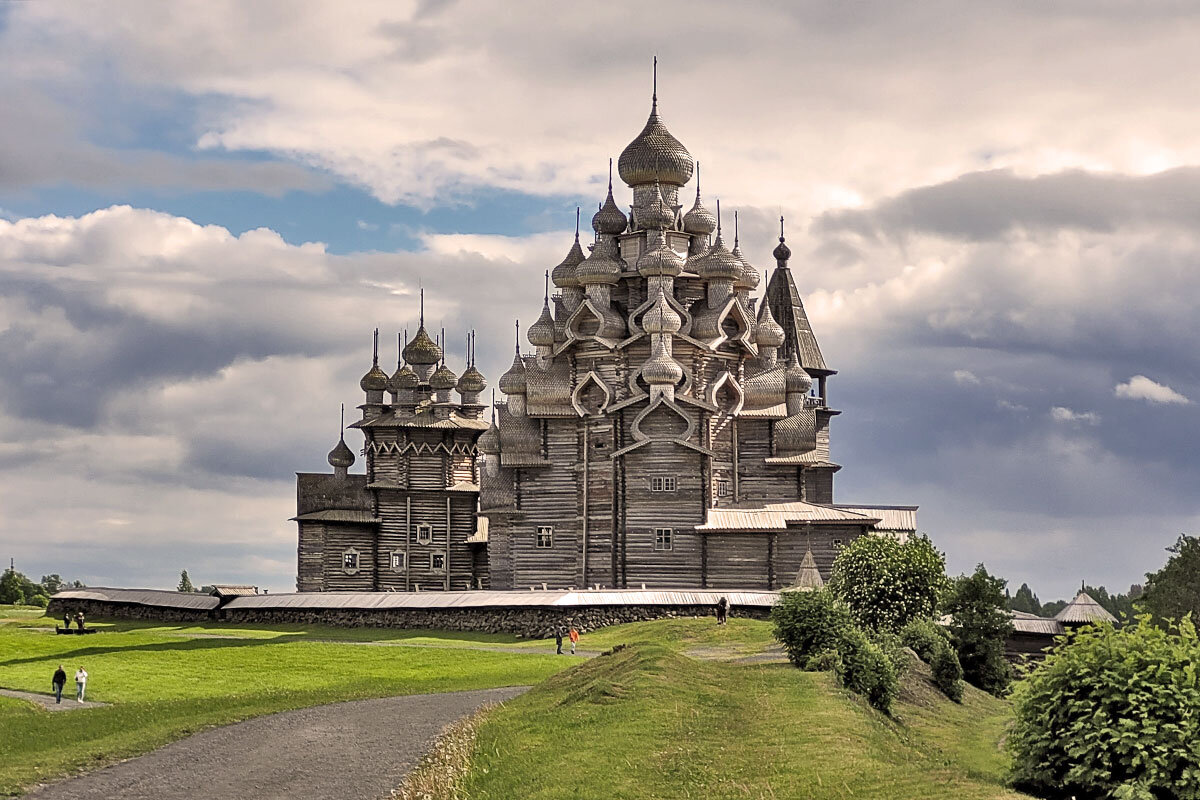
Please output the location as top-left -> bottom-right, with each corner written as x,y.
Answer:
0,567 -> 49,606
1009,617 -> 1200,799
40,574 -> 64,595
1140,534 -> 1200,626
1008,583 -> 1041,615
828,534 -> 948,633
942,564 -> 1012,695
177,570 -> 195,593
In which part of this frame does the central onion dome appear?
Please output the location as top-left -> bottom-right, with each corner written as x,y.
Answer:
643,346 -> 684,385
327,436 -> 355,469
640,180 -> 675,230
636,238 -> 685,278
456,364 -> 486,394
402,326 -> 441,366
784,351 -> 813,394
429,362 -> 458,391
643,291 -> 682,335
618,97 -> 694,187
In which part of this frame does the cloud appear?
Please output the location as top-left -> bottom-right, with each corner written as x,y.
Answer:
953,369 -> 981,386
1050,406 -> 1100,425
1114,375 -> 1190,405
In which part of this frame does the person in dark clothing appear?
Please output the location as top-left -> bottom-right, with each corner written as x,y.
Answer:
555,627 -> 564,655
51,665 -> 67,704
62,612 -> 71,631
716,596 -> 728,625
75,612 -> 85,631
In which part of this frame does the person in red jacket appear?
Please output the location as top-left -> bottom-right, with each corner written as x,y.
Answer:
568,626 -> 580,655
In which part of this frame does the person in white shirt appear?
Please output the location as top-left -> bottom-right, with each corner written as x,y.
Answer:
75,666 -> 88,702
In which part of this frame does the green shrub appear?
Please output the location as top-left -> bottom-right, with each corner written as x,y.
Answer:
1009,616 -> 1200,799
771,589 -> 854,668
828,534 -> 948,633
870,630 -> 910,678
900,618 -> 963,702
943,564 -> 1013,696
805,649 -> 841,672
835,625 -> 898,713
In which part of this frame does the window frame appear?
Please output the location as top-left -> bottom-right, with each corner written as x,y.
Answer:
535,525 -> 554,549
430,552 -> 446,571
654,527 -> 674,551
390,551 -> 405,571
716,479 -> 731,498
650,476 -> 678,493
341,547 -> 360,574
415,523 -> 433,545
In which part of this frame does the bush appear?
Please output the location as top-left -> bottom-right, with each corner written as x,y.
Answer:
870,630 -> 910,679
835,625 -> 898,713
1009,616 -> 1200,799
771,589 -> 854,668
900,618 -> 963,702
828,534 -> 948,633
942,564 -> 1013,696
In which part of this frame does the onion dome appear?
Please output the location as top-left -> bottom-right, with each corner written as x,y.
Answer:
640,180 -> 675,230
696,231 -> 741,282
756,301 -> 785,348
429,362 -> 458,391
528,301 -> 556,348
773,215 -> 792,264
456,363 -> 487,394
327,436 -> 355,469
478,417 -> 501,454
682,164 -> 717,236
551,227 -> 586,289
643,290 -> 682,335
636,237 -> 685,278
391,363 -> 418,392
592,184 -> 628,235
643,347 -> 683,386
574,238 -> 622,286
784,351 -> 813,394
360,363 -> 389,392
402,325 -> 442,366
618,94 -> 694,187
498,351 -> 527,395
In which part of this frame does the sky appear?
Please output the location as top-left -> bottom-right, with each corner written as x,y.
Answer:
1,1 -> 1197,600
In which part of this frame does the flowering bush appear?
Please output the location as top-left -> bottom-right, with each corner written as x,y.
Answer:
828,534 -> 947,633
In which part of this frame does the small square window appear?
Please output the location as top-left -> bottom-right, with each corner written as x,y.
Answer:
431,553 -> 445,571
390,551 -> 405,571
651,476 -> 677,492
341,548 -> 360,574
716,480 -> 731,497
654,527 -> 673,551
833,538 -> 844,550
536,526 -> 553,548
416,524 -> 432,544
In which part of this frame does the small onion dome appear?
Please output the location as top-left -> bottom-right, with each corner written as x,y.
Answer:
695,233 -> 741,282
643,348 -> 683,385
773,234 -> 792,264
574,239 -> 622,286
429,363 -> 458,391
640,181 -> 675,230
636,238 -> 685,278
402,325 -> 442,366
643,291 -> 682,335
682,193 -> 716,236
360,363 -> 389,393
390,363 -> 418,392
498,352 -> 527,394
528,302 -> 556,348
756,302 -> 785,348
478,418 -> 501,454
456,364 -> 487,394
327,437 -> 355,469
618,104 -> 694,187
551,237 -> 586,289
784,352 -> 813,394
592,187 -> 628,235
732,239 -> 760,291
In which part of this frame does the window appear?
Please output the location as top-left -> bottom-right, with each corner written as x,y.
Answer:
832,538 -> 844,550
390,551 -> 405,571
716,480 -> 731,498
341,548 -> 360,574
650,476 -> 677,492
654,528 -> 673,551
536,526 -> 554,548
431,553 -> 446,571
415,524 -> 432,544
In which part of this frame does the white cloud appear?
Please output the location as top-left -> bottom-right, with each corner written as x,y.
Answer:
1114,375 -> 1190,405
1050,406 -> 1100,425
953,369 -> 981,386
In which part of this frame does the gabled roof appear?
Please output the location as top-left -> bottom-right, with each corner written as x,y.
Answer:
210,585 -> 258,598
1054,591 -> 1118,624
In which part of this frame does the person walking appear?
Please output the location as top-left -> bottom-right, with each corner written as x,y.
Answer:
74,666 -> 88,702
716,596 -> 728,626
51,665 -> 67,704
554,627 -> 564,655
62,612 -> 71,631
569,626 -> 580,655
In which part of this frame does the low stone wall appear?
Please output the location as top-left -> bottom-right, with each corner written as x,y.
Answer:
47,596 -> 769,638
47,598 -> 213,623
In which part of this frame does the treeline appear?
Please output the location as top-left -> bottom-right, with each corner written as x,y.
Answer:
0,569 -> 85,607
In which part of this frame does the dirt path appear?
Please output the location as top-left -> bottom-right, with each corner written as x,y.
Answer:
24,686 -> 528,800
0,687 -> 107,711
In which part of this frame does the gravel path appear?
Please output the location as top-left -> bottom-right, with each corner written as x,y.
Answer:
0,688 -> 107,711
24,686 -> 528,800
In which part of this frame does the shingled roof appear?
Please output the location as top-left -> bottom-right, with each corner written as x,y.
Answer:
1054,591 -> 1118,625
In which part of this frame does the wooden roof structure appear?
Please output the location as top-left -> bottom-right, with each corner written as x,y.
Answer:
1054,591 -> 1118,625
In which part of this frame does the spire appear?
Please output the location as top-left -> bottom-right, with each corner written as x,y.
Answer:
652,55 -> 657,113
544,269 -> 550,304
419,287 -> 425,328
716,199 -> 722,238
515,319 -> 520,354
734,210 -> 739,249
696,160 -> 701,198
397,331 -> 403,369
575,206 -> 580,241
372,328 -> 379,367
772,215 -> 792,264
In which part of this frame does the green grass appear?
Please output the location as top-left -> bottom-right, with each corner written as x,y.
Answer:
462,636 -> 1028,799
0,607 -> 570,796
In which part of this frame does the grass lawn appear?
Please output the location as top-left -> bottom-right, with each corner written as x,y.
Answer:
0,606 -> 569,796
462,631 -> 1028,799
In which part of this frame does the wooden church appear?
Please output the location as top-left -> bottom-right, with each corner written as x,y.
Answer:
294,79 -> 916,593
